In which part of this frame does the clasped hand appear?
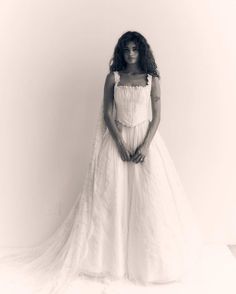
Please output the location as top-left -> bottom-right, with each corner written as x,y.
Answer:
117,140 -> 149,163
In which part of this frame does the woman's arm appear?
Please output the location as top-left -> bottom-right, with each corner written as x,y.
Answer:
103,72 -> 132,161
142,76 -> 161,148
103,72 -> 123,145
131,76 -> 161,163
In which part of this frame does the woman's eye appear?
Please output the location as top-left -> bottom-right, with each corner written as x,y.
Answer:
124,48 -> 137,52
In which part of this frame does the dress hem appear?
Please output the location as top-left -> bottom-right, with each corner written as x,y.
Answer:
76,270 -> 182,287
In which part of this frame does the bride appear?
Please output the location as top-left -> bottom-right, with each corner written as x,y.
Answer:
0,31 -> 204,294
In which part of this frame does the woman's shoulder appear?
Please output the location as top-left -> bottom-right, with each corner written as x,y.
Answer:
150,75 -> 161,97
151,75 -> 160,84
104,71 -> 116,87
106,71 -> 117,79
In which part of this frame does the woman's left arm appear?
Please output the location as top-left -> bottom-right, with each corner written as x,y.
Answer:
142,76 -> 161,148
131,76 -> 161,163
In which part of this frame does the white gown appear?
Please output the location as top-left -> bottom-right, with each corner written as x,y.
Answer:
0,71 -> 205,294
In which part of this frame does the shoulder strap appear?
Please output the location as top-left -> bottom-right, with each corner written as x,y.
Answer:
113,71 -> 120,85
113,71 -> 118,84
147,74 -> 152,87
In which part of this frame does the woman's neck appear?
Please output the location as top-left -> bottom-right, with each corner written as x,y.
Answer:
123,64 -> 143,74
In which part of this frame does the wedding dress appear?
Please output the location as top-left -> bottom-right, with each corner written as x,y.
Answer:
0,71 -> 205,294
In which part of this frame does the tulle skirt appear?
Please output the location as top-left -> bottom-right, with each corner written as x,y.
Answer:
78,119 -> 204,283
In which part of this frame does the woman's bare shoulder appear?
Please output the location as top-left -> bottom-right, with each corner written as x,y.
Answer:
105,71 -> 115,87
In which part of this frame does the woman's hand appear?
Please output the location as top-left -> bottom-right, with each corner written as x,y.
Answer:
116,139 -> 132,162
131,142 -> 150,164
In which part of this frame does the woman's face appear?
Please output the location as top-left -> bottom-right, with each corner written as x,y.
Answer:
123,41 -> 139,65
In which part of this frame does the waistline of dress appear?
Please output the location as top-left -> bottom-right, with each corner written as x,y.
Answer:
115,119 -> 151,128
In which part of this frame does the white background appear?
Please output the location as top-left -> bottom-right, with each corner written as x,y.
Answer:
0,0 -> 235,246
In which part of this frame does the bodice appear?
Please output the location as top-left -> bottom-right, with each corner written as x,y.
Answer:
113,71 -> 153,127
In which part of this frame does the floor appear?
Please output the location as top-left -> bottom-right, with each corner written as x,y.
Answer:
0,243 -> 236,294
66,244 -> 236,294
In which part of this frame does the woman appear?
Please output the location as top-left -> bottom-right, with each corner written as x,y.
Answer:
76,30 -> 204,284
0,31 -> 204,293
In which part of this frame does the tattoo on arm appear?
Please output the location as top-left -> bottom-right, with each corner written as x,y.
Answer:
152,96 -> 160,102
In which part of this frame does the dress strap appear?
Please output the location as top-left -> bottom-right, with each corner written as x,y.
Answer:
147,74 -> 152,87
113,71 -> 120,85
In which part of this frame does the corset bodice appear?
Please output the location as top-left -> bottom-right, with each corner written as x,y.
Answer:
113,71 -> 153,127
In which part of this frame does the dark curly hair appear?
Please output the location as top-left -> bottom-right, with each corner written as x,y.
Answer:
109,31 -> 160,80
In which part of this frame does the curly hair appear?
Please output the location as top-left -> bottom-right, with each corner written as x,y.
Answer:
109,31 -> 160,79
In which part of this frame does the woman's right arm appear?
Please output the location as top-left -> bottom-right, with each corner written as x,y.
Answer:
103,72 -> 131,161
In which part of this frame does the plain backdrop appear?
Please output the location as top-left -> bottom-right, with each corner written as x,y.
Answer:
0,0 -> 235,247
